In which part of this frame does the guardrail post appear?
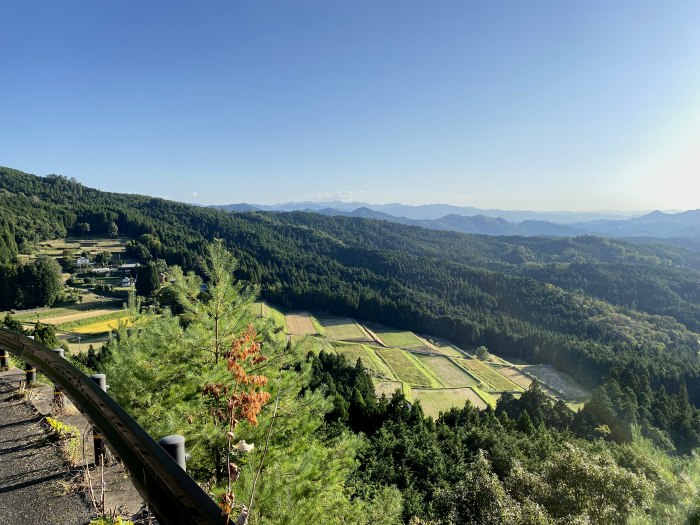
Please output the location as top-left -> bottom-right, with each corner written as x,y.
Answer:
52,348 -> 65,407
25,362 -> 36,385
0,349 -> 8,371
158,435 -> 188,471
91,373 -> 107,464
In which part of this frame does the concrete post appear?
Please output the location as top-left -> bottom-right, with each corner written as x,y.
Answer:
0,350 -> 8,371
91,374 -> 107,464
158,435 -> 188,471
52,348 -> 65,407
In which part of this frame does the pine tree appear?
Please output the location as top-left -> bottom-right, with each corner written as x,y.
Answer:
101,242 -> 398,524
171,240 -> 258,363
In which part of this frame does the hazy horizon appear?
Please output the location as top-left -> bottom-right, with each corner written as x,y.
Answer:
2,2 -> 699,210
207,197 -> 658,215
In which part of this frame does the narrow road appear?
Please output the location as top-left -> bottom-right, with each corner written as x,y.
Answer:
0,375 -> 92,525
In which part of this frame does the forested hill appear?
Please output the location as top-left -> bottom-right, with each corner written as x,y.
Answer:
2,166 -> 700,401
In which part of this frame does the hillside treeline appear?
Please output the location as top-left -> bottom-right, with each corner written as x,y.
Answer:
308,351 -> 700,523
67,243 -> 700,524
2,167 -> 700,404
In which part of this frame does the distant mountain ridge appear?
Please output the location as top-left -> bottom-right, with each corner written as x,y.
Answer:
211,201 -> 645,223
211,202 -> 700,240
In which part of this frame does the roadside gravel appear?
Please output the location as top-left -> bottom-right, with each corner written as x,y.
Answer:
0,375 -> 92,525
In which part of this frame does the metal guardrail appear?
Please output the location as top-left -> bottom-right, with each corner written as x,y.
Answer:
0,329 -> 227,525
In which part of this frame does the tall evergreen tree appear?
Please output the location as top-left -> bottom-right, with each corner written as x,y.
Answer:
135,262 -> 160,297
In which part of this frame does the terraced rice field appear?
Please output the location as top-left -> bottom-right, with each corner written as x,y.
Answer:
43,237 -> 127,253
432,343 -> 464,358
521,364 -> 591,401
38,309 -> 120,326
372,328 -> 425,348
375,348 -> 439,387
413,387 -> 487,417
456,358 -> 523,391
317,317 -> 373,342
12,299 -> 120,321
332,343 -> 370,366
333,344 -> 395,378
495,366 -> 533,390
417,356 -> 478,387
374,380 -> 403,398
262,303 -> 287,330
73,317 -> 131,334
285,313 -> 317,335
472,386 -> 497,408
292,335 -> 332,354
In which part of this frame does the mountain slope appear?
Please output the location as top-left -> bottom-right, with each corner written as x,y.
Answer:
2,166 -> 700,402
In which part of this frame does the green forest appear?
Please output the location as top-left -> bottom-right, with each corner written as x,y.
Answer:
2,166 -> 700,523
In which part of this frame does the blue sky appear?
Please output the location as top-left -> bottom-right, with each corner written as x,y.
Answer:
1,1 -> 699,210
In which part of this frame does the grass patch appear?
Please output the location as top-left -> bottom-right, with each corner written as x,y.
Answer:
292,335 -> 332,354
261,303 -> 287,331
375,348 -> 440,387
249,301 -> 264,317
372,327 -> 425,348
456,358 -> 523,392
402,382 -> 413,402
310,317 -> 326,337
471,386 -> 497,409
417,356 -> 479,387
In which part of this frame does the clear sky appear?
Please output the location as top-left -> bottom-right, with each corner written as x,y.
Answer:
1,1 -> 699,210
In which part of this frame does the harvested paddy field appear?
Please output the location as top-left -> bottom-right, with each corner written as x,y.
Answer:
374,380 -> 403,398
45,237 -> 127,253
39,308 -> 120,326
417,356 -> 478,387
456,358 -> 523,391
372,327 -> 425,348
284,313 -> 317,335
521,364 -> 591,401
11,298 -> 121,321
375,348 -> 439,387
495,366 -> 533,390
317,317 -> 373,342
413,387 -> 487,417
